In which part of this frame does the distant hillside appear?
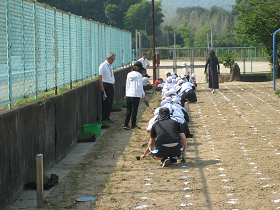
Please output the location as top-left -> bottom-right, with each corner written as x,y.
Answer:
161,0 -> 235,11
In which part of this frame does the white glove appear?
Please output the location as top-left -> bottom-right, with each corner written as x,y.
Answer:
182,151 -> 187,159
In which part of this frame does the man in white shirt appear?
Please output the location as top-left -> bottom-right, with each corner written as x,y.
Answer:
99,52 -> 116,123
182,62 -> 190,81
142,74 -> 153,90
137,53 -> 150,75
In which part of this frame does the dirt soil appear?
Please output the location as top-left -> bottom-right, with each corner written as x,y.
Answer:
43,80 -> 280,210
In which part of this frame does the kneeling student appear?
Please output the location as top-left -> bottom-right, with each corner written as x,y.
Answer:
141,108 -> 187,167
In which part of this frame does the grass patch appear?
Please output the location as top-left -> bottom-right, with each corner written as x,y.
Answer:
121,152 -> 127,161
1,76 -> 99,109
104,174 -> 112,196
275,89 -> 280,95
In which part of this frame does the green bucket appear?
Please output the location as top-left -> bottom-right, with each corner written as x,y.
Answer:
83,124 -> 102,137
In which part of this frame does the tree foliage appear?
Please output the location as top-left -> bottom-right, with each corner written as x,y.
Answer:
233,0 -> 280,75
178,24 -> 192,47
124,0 -> 164,36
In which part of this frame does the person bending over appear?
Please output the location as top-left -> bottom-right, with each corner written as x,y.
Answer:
141,108 -> 187,167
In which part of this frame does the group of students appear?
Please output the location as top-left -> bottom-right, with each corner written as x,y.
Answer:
140,66 -> 198,167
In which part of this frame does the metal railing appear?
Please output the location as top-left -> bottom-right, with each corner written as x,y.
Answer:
0,0 -> 132,108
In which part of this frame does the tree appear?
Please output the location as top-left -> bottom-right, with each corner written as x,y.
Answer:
124,0 -> 164,37
193,25 -> 211,47
105,0 -> 141,28
163,25 -> 173,48
233,0 -> 280,76
178,23 -> 192,47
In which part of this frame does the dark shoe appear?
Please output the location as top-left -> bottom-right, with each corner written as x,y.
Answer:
170,157 -> 178,164
123,126 -> 132,130
161,158 -> 170,167
131,125 -> 141,129
108,118 -> 115,123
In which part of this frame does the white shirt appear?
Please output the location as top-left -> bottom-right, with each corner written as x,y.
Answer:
99,60 -> 115,84
142,77 -> 150,86
126,71 -> 145,98
178,82 -> 194,96
138,57 -> 150,69
183,67 -> 190,76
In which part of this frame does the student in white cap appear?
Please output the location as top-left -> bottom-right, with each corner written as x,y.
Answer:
182,62 -> 190,81
165,71 -> 171,77
189,73 -> 197,87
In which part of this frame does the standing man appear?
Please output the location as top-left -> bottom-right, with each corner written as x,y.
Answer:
137,53 -> 150,75
99,52 -> 116,123
182,62 -> 190,81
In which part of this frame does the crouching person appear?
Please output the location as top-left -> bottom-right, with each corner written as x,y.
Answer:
141,107 -> 187,167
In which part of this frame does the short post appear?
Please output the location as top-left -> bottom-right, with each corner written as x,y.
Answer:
36,154 -> 44,208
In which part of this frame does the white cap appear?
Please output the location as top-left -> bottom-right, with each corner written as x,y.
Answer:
171,72 -> 176,76
165,71 -> 170,75
177,80 -> 185,85
161,100 -> 169,107
182,62 -> 187,66
164,91 -> 171,98
175,85 -> 182,92
165,97 -> 172,102
191,73 -> 196,78
167,77 -> 172,83
180,74 -> 186,78
169,88 -> 176,95
172,98 -> 181,104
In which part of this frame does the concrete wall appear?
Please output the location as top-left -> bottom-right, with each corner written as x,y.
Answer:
0,66 -> 132,210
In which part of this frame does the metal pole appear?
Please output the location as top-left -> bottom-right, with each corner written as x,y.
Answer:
139,31 -> 141,58
69,13 -> 73,87
80,16 -> 83,84
273,29 -> 280,90
173,30 -> 176,73
132,49 -> 135,64
211,28 -> 213,49
152,0 -> 156,84
135,29 -> 138,60
250,46 -> 252,75
36,154 -> 44,208
207,31 -> 209,50
54,7 -> 58,95
34,0 -> 38,100
7,0 -> 13,109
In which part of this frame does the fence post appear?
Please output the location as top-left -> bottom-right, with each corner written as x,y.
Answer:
34,0 -> 39,100
54,8 -> 58,95
135,29 -> 138,60
6,0 -> 13,109
80,16 -> 83,85
243,49 -> 246,74
250,46 -> 252,75
69,13 -> 72,88
273,29 -> 280,90
89,20 -> 92,81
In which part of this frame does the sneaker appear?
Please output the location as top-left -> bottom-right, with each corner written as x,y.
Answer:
212,89 -> 215,93
123,126 -> 132,130
131,125 -> 141,129
161,158 -> 170,167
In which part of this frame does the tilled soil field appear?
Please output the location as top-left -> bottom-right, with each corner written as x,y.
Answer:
45,80 -> 280,210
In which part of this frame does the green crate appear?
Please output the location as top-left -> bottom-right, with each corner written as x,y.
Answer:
83,124 -> 102,137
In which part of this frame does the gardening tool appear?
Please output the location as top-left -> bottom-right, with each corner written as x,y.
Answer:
144,100 -> 149,107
